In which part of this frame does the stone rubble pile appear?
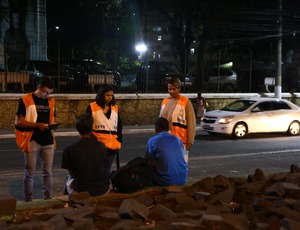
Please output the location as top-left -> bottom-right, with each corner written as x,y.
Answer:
1,165 -> 300,229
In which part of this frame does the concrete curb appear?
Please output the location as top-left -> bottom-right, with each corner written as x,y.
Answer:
0,127 -> 156,140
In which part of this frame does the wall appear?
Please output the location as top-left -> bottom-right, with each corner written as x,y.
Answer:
1,92 -> 300,130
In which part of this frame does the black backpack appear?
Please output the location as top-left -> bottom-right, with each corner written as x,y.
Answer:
110,157 -> 155,194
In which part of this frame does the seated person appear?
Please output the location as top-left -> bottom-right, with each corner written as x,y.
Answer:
145,117 -> 188,186
62,113 -> 110,196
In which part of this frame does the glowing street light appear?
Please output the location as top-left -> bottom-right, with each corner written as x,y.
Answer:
135,43 -> 147,61
47,26 -> 60,35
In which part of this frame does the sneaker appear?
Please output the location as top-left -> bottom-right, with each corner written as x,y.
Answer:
44,196 -> 52,200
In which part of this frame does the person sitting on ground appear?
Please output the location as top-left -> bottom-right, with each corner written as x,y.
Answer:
145,117 -> 188,186
62,113 -> 110,196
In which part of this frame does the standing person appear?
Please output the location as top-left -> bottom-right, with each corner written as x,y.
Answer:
145,117 -> 188,186
86,84 -> 122,175
15,76 -> 57,202
159,77 -> 196,163
62,113 -> 110,196
196,92 -> 208,124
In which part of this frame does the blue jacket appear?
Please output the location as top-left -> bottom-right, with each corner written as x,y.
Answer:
145,131 -> 188,186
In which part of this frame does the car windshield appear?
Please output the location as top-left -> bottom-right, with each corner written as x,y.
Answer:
221,100 -> 257,112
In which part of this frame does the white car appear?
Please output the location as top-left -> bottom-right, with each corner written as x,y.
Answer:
201,97 -> 300,138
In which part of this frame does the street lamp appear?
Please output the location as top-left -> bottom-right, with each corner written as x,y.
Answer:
47,26 -> 59,35
135,43 -> 147,61
135,43 -> 149,92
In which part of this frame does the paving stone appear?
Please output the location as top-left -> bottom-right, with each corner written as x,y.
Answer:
119,198 -> 149,220
63,206 -> 96,221
194,191 -> 211,200
208,187 -> 234,204
213,175 -> 234,190
69,191 -> 91,205
109,219 -> 143,229
135,194 -> 154,207
175,197 -> 206,213
72,218 -> 95,230
191,177 -> 215,193
41,214 -> 67,230
170,221 -> 207,229
265,182 -> 285,196
282,218 -> 300,230
199,214 -> 227,230
98,210 -> 120,219
220,213 -> 249,230
252,168 -> 266,182
148,204 -> 177,221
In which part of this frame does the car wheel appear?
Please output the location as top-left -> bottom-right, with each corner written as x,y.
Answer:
287,121 -> 300,136
232,122 -> 247,138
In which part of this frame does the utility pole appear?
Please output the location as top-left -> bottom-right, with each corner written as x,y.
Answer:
275,0 -> 282,99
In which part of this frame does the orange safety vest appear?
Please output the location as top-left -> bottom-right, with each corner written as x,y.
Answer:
161,95 -> 188,144
90,102 -> 121,150
14,93 -> 55,153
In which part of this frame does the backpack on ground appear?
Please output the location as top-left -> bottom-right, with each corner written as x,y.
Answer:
110,157 -> 155,194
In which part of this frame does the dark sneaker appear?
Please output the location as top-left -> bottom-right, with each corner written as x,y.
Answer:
44,196 -> 52,200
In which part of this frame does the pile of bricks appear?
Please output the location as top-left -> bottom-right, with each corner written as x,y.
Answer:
1,165 -> 300,229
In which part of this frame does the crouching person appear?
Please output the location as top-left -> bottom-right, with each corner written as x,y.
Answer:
145,117 -> 188,186
62,113 -> 110,196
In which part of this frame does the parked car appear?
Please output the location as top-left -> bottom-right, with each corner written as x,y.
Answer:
16,60 -> 72,92
189,67 -> 238,93
61,59 -> 121,92
136,61 -> 192,92
201,97 -> 300,138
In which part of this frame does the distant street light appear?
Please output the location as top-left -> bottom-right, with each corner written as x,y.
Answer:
135,43 -> 147,61
135,43 -> 149,92
47,26 -> 59,35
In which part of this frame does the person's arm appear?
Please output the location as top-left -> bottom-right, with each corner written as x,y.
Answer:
185,100 -> 196,150
16,116 -> 50,131
86,104 -> 92,114
117,113 -> 123,143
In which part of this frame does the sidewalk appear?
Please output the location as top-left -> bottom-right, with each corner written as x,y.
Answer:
0,125 -> 156,139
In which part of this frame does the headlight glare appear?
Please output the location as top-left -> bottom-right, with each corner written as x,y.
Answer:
219,116 -> 234,124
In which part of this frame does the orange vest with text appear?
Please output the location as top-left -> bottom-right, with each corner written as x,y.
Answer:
14,93 -> 55,153
161,95 -> 188,144
90,102 -> 121,150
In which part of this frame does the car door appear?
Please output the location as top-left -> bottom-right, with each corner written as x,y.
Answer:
250,101 -> 276,133
269,101 -> 293,131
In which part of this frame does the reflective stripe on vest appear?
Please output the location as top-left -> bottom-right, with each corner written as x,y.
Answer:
90,102 -> 121,150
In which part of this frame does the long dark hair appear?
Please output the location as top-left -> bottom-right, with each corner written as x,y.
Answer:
95,84 -> 116,108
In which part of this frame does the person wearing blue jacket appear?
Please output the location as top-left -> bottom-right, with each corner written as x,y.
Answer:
145,117 -> 188,186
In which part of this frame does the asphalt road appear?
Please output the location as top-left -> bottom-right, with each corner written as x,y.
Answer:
1,130 -> 300,200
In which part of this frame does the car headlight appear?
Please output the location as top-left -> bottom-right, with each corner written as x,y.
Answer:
219,116 -> 234,124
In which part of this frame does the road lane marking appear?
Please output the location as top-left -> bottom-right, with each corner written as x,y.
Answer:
191,149 -> 300,160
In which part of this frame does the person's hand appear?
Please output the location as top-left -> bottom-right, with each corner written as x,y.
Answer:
36,123 -> 50,131
186,143 -> 192,150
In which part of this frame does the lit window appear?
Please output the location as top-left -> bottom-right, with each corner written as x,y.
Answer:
157,35 -> 162,41
190,48 -> 195,55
